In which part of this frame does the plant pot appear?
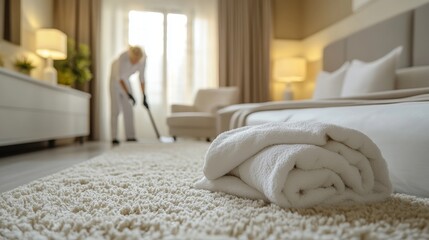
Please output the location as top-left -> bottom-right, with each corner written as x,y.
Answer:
16,68 -> 31,75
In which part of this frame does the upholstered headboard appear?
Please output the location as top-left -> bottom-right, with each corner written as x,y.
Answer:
323,3 -> 429,72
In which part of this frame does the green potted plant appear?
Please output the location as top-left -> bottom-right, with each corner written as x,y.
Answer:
54,38 -> 92,86
13,56 -> 36,75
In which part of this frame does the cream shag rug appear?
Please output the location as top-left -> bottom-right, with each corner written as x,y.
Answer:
1,142 -> 429,239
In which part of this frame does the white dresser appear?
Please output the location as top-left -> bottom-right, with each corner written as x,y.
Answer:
0,68 -> 90,146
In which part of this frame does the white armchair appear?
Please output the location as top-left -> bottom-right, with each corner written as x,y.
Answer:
166,87 -> 239,141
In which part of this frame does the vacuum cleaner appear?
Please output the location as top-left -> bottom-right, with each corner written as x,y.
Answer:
143,97 -> 175,143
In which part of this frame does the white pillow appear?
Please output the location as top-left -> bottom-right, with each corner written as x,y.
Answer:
313,62 -> 349,99
341,46 -> 403,97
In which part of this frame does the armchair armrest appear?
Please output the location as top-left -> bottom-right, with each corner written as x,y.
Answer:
171,104 -> 196,113
216,103 -> 261,134
210,105 -> 228,114
216,105 -> 229,111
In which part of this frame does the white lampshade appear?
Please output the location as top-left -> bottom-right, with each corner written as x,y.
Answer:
273,58 -> 306,83
36,28 -> 67,84
36,29 -> 67,60
273,58 -> 306,100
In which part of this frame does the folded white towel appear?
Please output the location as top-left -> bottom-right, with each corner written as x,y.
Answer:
195,121 -> 392,208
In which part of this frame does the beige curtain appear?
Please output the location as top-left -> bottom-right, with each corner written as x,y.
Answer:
53,0 -> 101,140
218,0 -> 272,103
3,0 -> 21,45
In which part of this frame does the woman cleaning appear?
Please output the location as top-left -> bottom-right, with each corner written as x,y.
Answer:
110,46 -> 148,145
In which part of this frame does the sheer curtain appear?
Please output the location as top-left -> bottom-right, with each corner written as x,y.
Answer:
99,0 -> 218,141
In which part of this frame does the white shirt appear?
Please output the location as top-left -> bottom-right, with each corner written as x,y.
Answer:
110,51 -> 146,93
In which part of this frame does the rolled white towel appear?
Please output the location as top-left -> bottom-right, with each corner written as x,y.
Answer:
195,121 -> 392,208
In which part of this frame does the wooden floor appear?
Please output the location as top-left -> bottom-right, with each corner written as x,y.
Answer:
0,142 -> 111,193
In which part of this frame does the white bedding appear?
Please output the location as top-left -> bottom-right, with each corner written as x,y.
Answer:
243,102 -> 429,198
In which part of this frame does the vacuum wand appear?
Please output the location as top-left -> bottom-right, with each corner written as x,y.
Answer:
143,96 -> 175,143
144,105 -> 161,139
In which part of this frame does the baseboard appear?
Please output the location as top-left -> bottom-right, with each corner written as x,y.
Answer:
0,137 -> 84,157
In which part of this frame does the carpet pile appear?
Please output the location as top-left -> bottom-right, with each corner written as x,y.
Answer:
1,142 -> 428,239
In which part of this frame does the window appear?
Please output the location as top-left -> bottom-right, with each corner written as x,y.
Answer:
99,0 -> 218,140
128,10 -> 192,109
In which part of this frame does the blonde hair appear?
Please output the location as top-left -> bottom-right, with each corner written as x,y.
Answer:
128,46 -> 145,59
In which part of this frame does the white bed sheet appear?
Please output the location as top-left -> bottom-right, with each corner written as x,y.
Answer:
245,102 -> 429,198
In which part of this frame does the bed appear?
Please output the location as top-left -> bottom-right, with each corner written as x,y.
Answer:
218,3 -> 429,198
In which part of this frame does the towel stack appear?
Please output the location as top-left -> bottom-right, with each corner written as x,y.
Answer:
195,121 -> 392,208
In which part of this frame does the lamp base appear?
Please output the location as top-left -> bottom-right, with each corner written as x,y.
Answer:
283,88 -> 293,101
43,58 -> 57,84
43,67 -> 57,84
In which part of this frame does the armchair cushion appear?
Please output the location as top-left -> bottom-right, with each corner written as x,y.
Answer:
166,87 -> 239,139
167,112 -> 215,128
171,104 -> 196,113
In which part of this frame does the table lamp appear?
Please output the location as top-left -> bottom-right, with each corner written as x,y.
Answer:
273,58 -> 306,100
36,29 -> 67,84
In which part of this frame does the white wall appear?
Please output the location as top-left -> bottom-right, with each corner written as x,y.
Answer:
21,0 -> 53,52
302,0 -> 429,61
0,0 -> 53,80
274,0 -> 429,61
